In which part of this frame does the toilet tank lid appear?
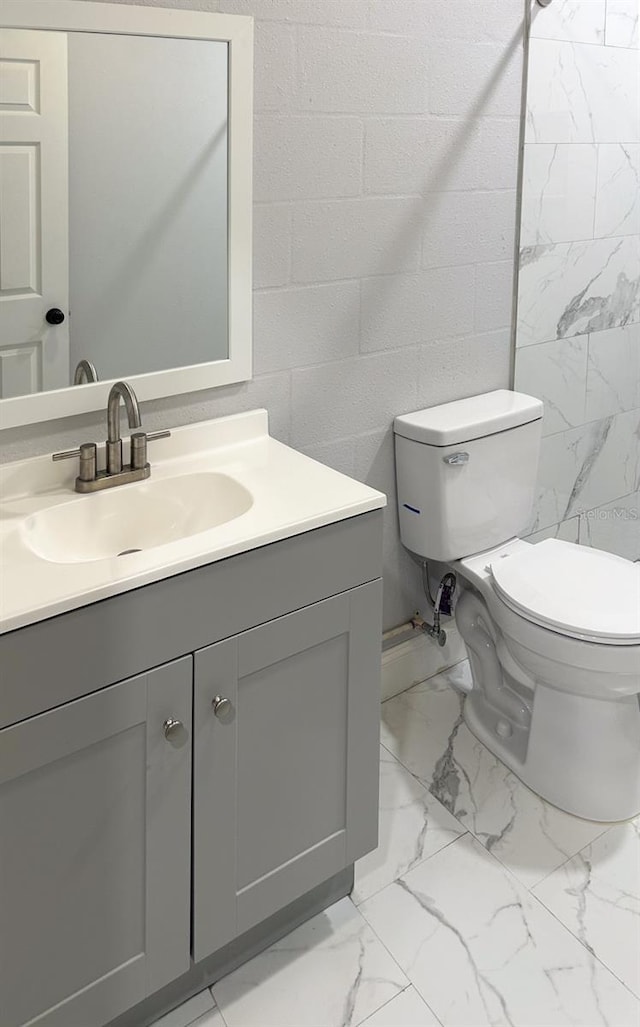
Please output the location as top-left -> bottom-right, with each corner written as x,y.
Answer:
394,390 -> 543,447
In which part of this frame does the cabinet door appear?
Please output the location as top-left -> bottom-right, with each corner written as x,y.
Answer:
0,658 -> 192,1027
193,581 -> 382,961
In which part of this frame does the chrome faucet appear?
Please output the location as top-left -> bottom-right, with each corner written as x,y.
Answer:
52,380 -> 170,493
106,381 -> 142,474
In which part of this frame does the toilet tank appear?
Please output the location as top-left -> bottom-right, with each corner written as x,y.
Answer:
394,390 -> 544,561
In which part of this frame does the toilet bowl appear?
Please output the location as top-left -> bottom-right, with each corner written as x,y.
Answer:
454,539 -> 640,822
394,390 -> 640,822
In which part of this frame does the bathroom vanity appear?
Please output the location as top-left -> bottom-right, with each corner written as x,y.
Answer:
0,412 -> 385,1027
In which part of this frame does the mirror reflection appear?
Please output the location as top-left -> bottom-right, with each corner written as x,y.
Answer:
0,29 -> 228,399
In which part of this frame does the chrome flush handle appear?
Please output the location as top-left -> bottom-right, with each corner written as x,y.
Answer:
443,451 -> 469,466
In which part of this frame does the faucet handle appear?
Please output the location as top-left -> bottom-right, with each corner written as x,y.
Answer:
130,429 -> 171,471
52,442 -> 97,483
52,447 -> 82,461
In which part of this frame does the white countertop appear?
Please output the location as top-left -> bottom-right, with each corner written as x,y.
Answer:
0,411 -> 385,634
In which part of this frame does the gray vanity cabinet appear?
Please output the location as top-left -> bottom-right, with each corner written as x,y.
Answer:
0,511 -> 383,1027
193,582 -> 381,961
0,658 -> 193,1027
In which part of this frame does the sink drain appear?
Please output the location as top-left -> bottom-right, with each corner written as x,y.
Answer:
117,548 -> 142,556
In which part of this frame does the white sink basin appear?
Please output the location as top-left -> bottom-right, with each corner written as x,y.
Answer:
21,471 -> 253,564
1,410 -> 385,633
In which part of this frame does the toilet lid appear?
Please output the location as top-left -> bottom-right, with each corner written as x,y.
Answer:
490,539 -> 640,645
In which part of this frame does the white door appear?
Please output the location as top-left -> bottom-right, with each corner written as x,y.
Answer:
0,29 -> 69,398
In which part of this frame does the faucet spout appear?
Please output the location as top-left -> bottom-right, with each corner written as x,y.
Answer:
107,381 -> 141,444
106,381 -> 142,475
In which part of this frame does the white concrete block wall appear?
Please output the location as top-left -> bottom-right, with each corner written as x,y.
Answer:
1,0 -> 527,628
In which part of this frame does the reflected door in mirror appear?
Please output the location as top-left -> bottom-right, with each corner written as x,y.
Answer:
0,29 -> 69,398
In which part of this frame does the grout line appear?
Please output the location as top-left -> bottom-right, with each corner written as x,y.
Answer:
529,822 -> 616,893
354,985 -> 444,1027
510,0 -> 532,386
526,879 -> 640,1000
352,985 -> 415,1027
453,830 -> 640,1002
593,145 -> 601,239
353,830 -> 469,910
583,330 -> 591,425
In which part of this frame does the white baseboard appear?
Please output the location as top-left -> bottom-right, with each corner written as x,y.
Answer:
381,622 -> 467,702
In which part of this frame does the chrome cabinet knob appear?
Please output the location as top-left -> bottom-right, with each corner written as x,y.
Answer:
212,696 -> 234,723
163,717 -> 183,740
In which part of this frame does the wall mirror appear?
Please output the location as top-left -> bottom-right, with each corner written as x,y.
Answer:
0,0 -> 252,430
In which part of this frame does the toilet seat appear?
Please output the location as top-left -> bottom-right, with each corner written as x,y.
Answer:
489,539 -> 640,646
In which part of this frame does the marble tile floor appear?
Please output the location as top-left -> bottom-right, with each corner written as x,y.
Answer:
153,662 -> 640,1027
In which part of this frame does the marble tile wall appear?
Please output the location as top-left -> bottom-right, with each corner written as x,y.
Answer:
515,0 -> 640,559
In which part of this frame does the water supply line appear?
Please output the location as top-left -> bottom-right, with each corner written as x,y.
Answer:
382,569 -> 457,649
424,571 -> 457,646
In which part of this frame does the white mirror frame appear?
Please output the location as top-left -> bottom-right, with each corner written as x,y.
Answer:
0,0 -> 252,430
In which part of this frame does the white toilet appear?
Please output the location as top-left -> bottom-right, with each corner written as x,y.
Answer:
394,389 -> 640,822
